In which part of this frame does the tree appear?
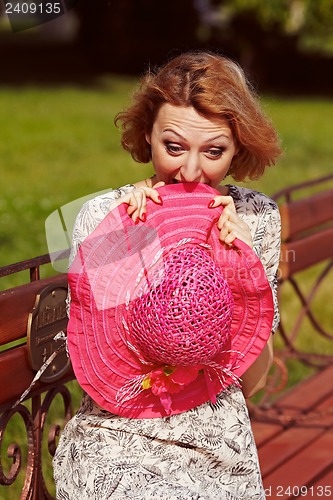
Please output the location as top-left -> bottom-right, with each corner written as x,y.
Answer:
195,0 -> 333,94
203,0 -> 333,56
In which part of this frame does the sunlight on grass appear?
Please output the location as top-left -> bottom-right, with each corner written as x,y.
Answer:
240,97 -> 333,194
1,81 -> 333,274
0,77 -> 152,277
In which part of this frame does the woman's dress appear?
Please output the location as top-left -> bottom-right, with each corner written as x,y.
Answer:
53,184 -> 281,500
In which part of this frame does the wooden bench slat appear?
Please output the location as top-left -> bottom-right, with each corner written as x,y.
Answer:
258,387 -> 333,497
0,274 -> 67,346
0,343 -> 74,408
257,392 -> 333,475
310,470 -> 333,499
280,189 -> 333,240
258,426 -> 326,478
251,420 -> 284,447
253,367 -> 333,461
262,431 -> 333,499
300,392 -> 333,428
279,226 -> 333,278
0,344 -> 37,405
269,364 -> 333,414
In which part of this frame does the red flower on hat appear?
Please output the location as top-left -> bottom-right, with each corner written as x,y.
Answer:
142,365 -> 201,413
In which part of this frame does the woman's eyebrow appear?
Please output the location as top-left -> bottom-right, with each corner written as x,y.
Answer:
203,133 -> 231,143
162,129 -> 186,140
162,129 -> 230,142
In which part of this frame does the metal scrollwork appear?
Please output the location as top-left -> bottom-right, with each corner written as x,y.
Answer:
0,383 -> 74,499
41,385 -> 73,457
0,403 -> 35,491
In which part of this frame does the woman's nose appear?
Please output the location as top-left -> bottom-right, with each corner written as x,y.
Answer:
180,154 -> 202,182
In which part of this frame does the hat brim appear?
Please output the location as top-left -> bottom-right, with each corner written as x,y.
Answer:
68,183 -> 274,418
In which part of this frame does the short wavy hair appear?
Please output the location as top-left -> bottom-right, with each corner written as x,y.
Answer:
115,51 -> 282,181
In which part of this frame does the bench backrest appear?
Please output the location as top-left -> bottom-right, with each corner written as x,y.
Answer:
0,273 -> 72,408
256,174 -> 333,406
0,261 -> 73,499
277,178 -> 333,279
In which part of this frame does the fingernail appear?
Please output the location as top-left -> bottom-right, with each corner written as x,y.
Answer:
157,196 -> 163,205
208,200 -> 215,208
134,216 -> 139,225
140,213 -> 146,222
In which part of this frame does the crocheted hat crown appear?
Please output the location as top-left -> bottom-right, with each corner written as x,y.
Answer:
128,244 -> 234,366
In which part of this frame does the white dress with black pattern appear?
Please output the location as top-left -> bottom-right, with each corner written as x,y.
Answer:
53,184 -> 281,500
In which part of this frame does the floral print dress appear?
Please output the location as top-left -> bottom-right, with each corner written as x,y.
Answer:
53,184 -> 281,500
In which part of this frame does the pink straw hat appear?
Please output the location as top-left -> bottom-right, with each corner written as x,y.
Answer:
67,183 -> 274,418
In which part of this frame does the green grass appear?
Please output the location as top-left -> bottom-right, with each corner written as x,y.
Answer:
241,97 -> 333,192
0,76 -> 154,287
1,86 -> 333,282
0,79 -> 333,497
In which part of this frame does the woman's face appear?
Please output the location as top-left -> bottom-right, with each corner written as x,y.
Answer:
146,104 -> 238,188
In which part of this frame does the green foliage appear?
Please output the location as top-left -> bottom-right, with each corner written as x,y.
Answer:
217,0 -> 333,54
0,77 -> 151,288
222,0 -> 290,27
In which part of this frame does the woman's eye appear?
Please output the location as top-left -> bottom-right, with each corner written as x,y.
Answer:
206,148 -> 223,158
165,143 -> 183,154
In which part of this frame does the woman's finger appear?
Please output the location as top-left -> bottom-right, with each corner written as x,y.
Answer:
208,195 -> 236,212
120,183 -> 165,223
208,195 -> 252,247
221,220 -> 253,247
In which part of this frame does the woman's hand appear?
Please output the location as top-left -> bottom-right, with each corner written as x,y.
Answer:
208,195 -> 253,248
113,182 -> 165,223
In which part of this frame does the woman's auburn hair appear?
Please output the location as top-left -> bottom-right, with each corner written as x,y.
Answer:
115,51 -> 282,181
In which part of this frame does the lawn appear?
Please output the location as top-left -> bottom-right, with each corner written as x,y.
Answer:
0,78 -> 333,498
1,82 -> 333,282
0,77 -> 146,281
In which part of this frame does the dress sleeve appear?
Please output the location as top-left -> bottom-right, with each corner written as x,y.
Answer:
66,184 -> 134,315
255,203 -> 281,333
68,185 -> 134,266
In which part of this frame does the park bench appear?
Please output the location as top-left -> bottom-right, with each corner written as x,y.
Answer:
0,173 -> 333,499
249,173 -> 333,499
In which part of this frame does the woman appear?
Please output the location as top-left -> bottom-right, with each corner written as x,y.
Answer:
53,51 -> 281,499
